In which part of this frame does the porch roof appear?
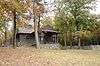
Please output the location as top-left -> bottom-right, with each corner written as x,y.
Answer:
18,25 -> 58,34
18,27 -> 34,34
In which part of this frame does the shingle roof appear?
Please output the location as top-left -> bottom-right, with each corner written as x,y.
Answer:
18,25 -> 34,33
40,25 -> 58,33
18,25 -> 58,34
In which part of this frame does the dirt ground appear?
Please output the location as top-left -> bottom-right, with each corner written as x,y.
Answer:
0,47 -> 100,66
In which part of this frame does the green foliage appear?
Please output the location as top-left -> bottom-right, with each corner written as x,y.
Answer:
54,0 -> 98,46
0,21 -> 4,30
41,17 -> 54,27
0,0 -> 27,27
0,0 -> 26,13
0,0 -> 28,46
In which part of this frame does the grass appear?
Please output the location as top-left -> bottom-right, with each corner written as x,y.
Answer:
0,47 -> 100,66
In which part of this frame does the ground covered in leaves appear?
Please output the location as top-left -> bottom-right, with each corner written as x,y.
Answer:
0,47 -> 100,66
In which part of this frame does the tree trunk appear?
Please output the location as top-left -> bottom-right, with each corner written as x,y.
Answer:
38,15 -> 40,31
78,37 -> 81,49
0,39 -> 1,46
1,39 -> 3,47
34,15 -> 40,49
38,15 -> 41,43
69,32 -> 73,49
12,11 -> 16,48
4,21 -> 7,46
64,33 -> 67,48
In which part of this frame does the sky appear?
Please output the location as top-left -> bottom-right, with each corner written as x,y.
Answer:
91,0 -> 100,14
43,0 -> 100,15
42,0 -> 55,17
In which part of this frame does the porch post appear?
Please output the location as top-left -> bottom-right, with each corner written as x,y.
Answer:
56,34 -> 59,43
55,35 -> 57,43
40,32 -> 44,44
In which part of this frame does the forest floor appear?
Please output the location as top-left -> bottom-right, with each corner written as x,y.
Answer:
0,47 -> 100,66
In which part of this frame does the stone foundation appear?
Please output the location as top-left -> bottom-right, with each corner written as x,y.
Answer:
39,44 -> 61,49
91,45 -> 100,50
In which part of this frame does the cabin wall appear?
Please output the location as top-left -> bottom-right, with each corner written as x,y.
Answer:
16,32 -> 59,46
17,34 -> 35,46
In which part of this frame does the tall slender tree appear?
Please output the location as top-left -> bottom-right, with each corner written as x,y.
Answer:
33,0 -> 44,48
0,0 -> 27,48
